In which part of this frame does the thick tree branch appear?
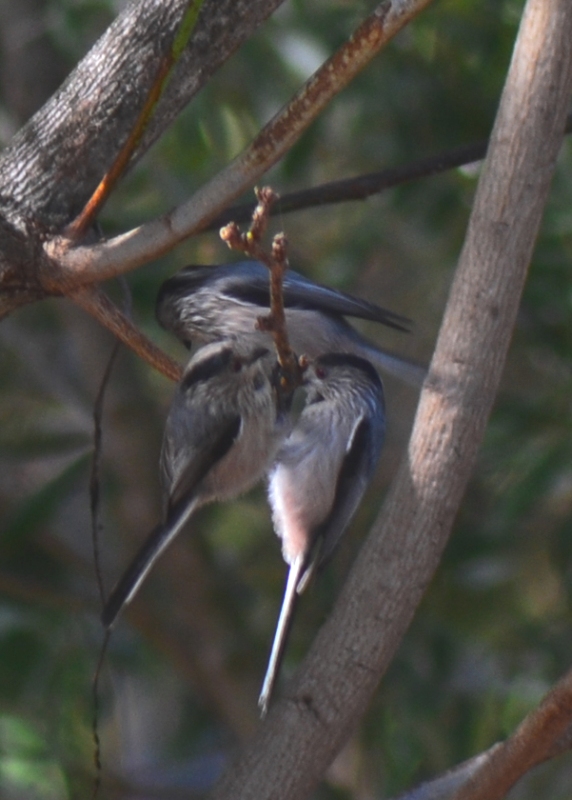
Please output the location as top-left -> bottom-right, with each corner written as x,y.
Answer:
390,712 -> 572,800
46,0 -> 437,287
0,0 -> 286,233
68,0 -> 206,240
391,744 -> 505,800
0,0 -> 287,318
205,1 -> 572,798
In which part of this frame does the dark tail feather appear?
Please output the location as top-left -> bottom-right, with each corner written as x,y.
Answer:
101,495 -> 199,628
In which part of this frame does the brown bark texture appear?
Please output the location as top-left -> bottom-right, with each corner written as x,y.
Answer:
1,0 -> 572,797
207,0 -> 572,798
0,0 -> 286,316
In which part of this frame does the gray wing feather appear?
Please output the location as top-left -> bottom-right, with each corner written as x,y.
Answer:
308,413 -> 384,575
159,261 -> 411,331
102,414 -> 241,628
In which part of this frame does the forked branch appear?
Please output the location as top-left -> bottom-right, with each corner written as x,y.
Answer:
206,1 -> 572,798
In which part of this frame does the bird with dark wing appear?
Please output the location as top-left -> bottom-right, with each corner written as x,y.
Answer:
156,261 -> 425,386
259,352 -> 386,716
102,341 -> 292,629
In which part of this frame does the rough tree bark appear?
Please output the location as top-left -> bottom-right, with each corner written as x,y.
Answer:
0,0 -> 287,316
1,0 -> 434,382
207,1 -> 572,798
2,0 -> 572,798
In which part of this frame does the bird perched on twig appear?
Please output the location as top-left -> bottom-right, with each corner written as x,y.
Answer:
156,261 -> 425,386
259,352 -> 386,716
102,341 -> 293,629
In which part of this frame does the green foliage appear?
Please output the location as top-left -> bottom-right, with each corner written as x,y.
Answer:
3,0 -> 572,797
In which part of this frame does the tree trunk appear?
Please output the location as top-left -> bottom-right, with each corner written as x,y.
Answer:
0,0 -> 286,317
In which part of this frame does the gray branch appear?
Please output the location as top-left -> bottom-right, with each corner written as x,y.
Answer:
0,0 -> 286,315
207,0 -> 572,798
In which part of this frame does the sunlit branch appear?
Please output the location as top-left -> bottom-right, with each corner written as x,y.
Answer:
46,0 -> 436,286
69,285 -> 182,381
205,112 -> 572,229
450,665 -> 572,800
66,0 -> 205,240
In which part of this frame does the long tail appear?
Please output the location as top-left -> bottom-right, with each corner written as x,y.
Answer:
101,495 -> 199,629
258,554 -> 305,718
362,342 -> 427,387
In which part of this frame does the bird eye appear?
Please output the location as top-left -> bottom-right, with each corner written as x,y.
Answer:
232,358 -> 243,372
315,366 -> 327,379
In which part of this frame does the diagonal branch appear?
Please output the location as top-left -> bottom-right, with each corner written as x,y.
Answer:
68,0 -> 206,240
0,0 -> 288,233
70,285 -> 182,382
389,711 -> 572,800
203,1 -> 572,798
450,665 -> 572,800
391,744 -> 506,800
203,113 -> 572,229
46,0 -> 437,286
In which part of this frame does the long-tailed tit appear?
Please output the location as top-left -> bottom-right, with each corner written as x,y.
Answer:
102,341 -> 292,629
156,261 -> 425,386
259,352 -> 386,716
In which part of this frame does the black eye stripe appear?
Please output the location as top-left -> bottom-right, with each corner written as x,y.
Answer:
181,348 -> 233,390
225,283 -> 270,308
315,353 -> 381,388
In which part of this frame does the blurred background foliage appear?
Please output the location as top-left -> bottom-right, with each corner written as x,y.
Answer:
1,0 -> 572,797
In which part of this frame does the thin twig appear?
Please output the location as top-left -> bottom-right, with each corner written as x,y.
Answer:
67,0 -> 206,240
90,628 -> 111,800
90,277 -> 132,605
206,140 -> 490,230
90,339 -> 121,606
69,284 -> 182,382
267,232 -> 297,377
47,0 -> 437,285
220,187 -> 302,391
